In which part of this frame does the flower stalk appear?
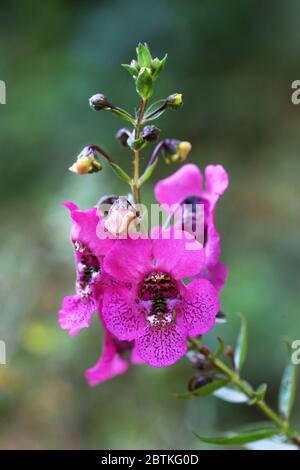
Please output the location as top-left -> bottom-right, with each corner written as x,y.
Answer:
132,99 -> 147,204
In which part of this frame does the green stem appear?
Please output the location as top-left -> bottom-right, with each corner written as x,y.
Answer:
189,338 -> 300,447
132,99 -> 147,204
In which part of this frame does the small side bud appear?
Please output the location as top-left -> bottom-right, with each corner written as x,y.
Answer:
141,125 -> 160,142
116,128 -> 132,147
89,93 -> 111,111
163,139 -> 192,164
188,375 -> 212,392
69,147 -> 102,175
166,93 -> 183,109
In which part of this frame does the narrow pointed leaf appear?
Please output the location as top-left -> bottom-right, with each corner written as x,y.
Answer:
175,379 -> 229,399
278,353 -> 297,420
139,159 -> 158,186
195,427 -> 278,446
234,314 -> 247,372
108,108 -> 135,125
109,163 -> 131,185
121,64 -> 137,77
213,386 -> 249,403
144,99 -> 166,121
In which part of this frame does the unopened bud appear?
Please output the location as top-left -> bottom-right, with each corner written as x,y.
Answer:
104,197 -> 138,236
164,140 -> 192,164
177,141 -> 192,161
89,93 -> 111,111
69,147 -> 102,175
188,375 -> 212,392
116,128 -> 132,147
141,125 -> 160,142
166,93 -> 183,109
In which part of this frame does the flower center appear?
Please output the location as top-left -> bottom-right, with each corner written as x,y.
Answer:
138,271 -> 180,327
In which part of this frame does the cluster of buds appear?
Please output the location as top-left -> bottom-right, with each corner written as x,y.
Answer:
69,147 -> 102,175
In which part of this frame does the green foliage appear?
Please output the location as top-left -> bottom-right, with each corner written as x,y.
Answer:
195,427 -> 278,446
278,346 -> 298,420
234,315 -> 247,372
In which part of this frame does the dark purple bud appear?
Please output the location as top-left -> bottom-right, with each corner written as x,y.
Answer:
141,125 -> 160,142
89,93 -> 111,111
188,375 -> 213,392
116,128 -> 132,147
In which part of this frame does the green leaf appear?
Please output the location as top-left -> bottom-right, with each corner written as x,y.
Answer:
108,107 -> 135,125
213,386 -> 249,404
175,379 -> 229,400
195,427 -> 278,446
255,383 -> 268,401
109,162 -> 131,185
212,336 -> 225,359
278,348 -> 298,420
136,68 -> 153,100
144,99 -> 166,121
139,159 -> 158,186
152,53 -> 168,80
136,43 -> 152,68
234,314 -> 247,372
121,63 -> 138,77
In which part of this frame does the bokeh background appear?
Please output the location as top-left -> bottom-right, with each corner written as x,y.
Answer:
0,0 -> 299,450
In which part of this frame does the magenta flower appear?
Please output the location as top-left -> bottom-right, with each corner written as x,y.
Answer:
85,315 -> 143,385
154,164 -> 229,290
101,231 -> 219,367
58,201 -> 114,336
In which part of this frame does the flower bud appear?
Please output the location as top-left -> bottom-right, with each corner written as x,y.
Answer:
69,147 -> 102,175
89,93 -> 111,111
188,375 -> 212,392
177,141 -> 192,161
104,197 -> 138,236
116,128 -> 132,147
141,125 -> 160,142
166,93 -> 183,109
163,139 -> 192,164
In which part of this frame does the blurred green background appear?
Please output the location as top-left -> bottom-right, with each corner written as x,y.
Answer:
0,0 -> 299,450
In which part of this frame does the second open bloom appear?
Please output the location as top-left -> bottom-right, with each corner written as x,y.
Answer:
101,231 -> 219,367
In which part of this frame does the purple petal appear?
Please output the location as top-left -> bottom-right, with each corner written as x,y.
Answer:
85,329 -> 129,386
177,279 -> 219,337
58,294 -> 96,336
135,323 -> 187,367
102,288 -> 144,341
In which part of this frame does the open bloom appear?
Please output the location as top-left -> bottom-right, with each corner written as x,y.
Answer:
154,164 -> 229,290
58,201 -> 113,336
101,231 -> 219,367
